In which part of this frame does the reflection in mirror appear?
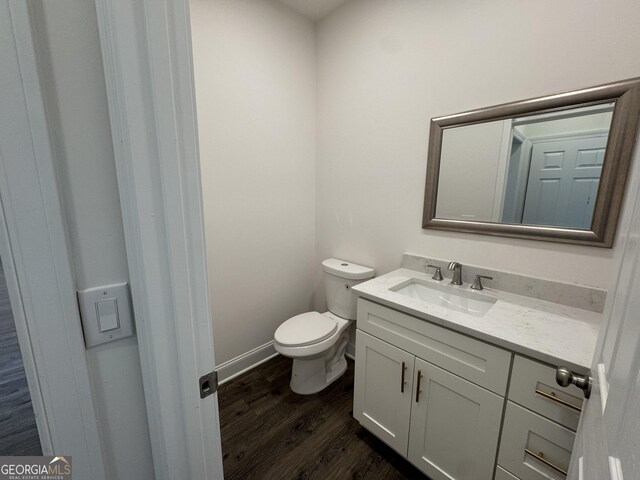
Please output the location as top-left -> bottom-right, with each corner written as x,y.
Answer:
436,103 -> 614,229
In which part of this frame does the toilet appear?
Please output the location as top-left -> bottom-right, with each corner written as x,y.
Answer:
274,258 -> 375,395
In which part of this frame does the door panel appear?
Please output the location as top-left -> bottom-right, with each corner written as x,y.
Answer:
408,358 -> 503,480
566,178 -> 599,229
353,330 -> 415,456
522,134 -> 607,228
568,144 -> 640,479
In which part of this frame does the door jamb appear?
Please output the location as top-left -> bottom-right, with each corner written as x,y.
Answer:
93,0 -> 224,478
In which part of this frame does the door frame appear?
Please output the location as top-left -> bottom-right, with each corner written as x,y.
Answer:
93,0 -> 224,478
0,2 -> 106,477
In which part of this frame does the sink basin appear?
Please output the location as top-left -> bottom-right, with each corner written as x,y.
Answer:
390,279 -> 497,317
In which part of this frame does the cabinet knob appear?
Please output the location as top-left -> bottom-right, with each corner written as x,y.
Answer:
555,366 -> 592,399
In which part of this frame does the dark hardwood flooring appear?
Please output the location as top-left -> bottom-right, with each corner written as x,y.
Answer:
0,261 -> 42,456
218,355 -> 427,480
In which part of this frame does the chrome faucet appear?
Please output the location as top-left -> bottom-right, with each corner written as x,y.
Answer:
448,261 -> 463,285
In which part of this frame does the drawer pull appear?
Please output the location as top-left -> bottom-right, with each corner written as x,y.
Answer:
524,448 -> 567,476
415,370 -> 423,402
535,388 -> 582,412
401,362 -> 407,393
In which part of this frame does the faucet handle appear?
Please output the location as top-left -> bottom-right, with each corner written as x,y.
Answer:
471,275 -> 493,291
426,264 -> 443,281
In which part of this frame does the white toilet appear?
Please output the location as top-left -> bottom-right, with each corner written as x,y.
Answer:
274,258 -> 375,395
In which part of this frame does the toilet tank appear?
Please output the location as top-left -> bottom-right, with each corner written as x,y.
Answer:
322,259 -> 375,320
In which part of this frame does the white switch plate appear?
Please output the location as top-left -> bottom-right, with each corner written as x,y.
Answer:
77,282 -> 134,348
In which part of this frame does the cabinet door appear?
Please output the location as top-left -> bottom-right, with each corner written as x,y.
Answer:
353,330 -> 415,456
495,466 -> 520,480
408,358 -> 504,480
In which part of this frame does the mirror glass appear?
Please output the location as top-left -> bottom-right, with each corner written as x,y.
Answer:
435,102 -> 615,229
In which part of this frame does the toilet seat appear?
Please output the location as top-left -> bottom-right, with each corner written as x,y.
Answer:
274,312 -> 337,347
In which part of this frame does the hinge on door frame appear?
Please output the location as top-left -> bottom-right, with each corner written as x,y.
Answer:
199,370 -> 218,399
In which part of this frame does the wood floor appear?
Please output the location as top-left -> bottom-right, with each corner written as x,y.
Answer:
0,261 -> 42,456
218,355 -> 427,480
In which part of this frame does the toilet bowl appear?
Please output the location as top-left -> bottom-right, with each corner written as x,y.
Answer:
274,311 -> 351,394
273,259 -> 374,395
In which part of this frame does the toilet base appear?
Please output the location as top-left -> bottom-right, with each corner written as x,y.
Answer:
287,328 -> 349,395
290,355 -> 348,395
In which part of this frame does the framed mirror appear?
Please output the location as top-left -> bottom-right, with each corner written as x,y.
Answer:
422,77 -> 640,248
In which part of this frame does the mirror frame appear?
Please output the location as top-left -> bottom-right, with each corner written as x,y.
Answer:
422,77 -> 640,248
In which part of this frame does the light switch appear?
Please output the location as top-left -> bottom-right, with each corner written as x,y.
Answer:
97,299 -> 119,332
77,282 -> 134,348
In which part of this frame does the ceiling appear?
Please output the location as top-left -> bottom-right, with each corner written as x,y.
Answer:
274,0 -> 350,20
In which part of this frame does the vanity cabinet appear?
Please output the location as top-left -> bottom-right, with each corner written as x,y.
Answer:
496,356 -> 584,480
353,298 -> 585,480
354,299 -> 510,480
355,298 -> 511,395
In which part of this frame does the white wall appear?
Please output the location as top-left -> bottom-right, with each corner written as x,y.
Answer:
316,0 -> 640,293
29,2 -> 154,479
190,0 -> 317,364
437,121 -> 506,221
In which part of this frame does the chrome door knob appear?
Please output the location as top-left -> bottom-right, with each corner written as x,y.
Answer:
556,366 -> 592,399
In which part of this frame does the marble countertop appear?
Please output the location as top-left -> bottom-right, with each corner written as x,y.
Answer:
352,268 -> 601,372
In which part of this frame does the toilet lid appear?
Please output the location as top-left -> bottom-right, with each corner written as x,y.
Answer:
274,312 -> 338,347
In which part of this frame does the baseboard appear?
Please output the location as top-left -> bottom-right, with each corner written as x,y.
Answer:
216,341 -> 278,385
345,341 -> 355,360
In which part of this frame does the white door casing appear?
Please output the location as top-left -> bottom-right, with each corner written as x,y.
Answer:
93,0 -> 224,478
568,140 -> 640,479
0,1 -> 106,477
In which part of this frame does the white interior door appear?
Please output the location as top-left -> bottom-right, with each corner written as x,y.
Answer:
568,152 -> 640,480
522,134 -> 607,228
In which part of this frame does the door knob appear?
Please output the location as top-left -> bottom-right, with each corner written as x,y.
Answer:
556,366 -> 592,399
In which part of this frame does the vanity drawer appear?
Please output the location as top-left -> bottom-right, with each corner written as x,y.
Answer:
357,298 -> 511,395
495,466 -> 520,480
498,402 -> 575,480
509,356 -> 583,431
